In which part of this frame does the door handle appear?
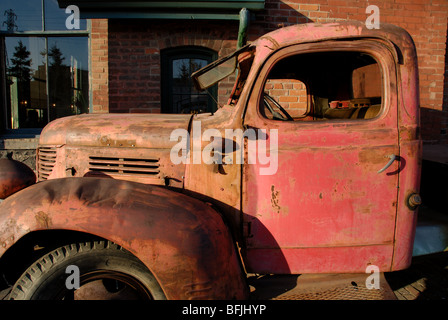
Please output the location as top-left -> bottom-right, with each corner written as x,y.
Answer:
377,154 -> 397,174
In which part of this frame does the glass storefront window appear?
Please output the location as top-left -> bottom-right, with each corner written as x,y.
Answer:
1,0 -> 87,32
47,37 -> 89,121
5,37 -> 46,128
0,0 -> 42,32
1,0 -> 89,130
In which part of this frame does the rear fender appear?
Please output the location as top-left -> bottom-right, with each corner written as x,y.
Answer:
0,177 -> 248,299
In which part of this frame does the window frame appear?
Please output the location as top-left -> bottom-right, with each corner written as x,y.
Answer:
0,0 -> 90,135
161,46 -> 218,114
252,41 -> 391,125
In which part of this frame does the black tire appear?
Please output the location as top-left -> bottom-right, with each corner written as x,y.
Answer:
8,241 -> 166,300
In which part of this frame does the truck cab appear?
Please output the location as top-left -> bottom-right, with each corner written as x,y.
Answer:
0,21 -> 421,300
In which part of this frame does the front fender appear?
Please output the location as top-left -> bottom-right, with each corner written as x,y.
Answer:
0,177 -> 248,299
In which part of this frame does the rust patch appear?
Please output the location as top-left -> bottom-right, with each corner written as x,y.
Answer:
35,211 -> 52,229
271,185 -> 281,214
259,36 -> 280,50
358,149 -> 388,165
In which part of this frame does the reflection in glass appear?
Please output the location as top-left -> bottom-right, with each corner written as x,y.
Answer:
172,58 -> 209,114
1,0 -> 89,130
6,37 -> 46,128
5,37 -> 88,128
0,0 -> 42,32
47,37 -> 89,121
0,0 -> 87,32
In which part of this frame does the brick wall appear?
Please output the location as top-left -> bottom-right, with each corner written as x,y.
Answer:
107,20 -> 238,113
265,79 -> 308,117
90,0 -> 448,143
90,19 -> 109,114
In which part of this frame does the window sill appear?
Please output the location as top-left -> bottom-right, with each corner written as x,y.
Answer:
0,135 -> 39,150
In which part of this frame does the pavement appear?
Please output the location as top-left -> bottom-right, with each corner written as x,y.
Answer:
248,244 -> 448,300
248,272 -> 398,300
385,250 -> 448,300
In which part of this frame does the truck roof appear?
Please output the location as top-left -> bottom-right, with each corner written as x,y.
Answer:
251,21 -> 416,57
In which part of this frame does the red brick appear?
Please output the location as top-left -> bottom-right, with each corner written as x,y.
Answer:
279,96 -> 298,102
299,4 -> 320,11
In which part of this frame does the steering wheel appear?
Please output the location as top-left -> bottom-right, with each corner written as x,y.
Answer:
263,93 -> 294,121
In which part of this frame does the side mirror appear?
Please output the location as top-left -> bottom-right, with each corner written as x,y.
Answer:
192,56 -> 237,91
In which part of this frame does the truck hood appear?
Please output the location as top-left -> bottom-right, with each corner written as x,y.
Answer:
39,113 -> 193,149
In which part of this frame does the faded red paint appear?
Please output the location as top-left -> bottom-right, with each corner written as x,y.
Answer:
240,22 -> 420,274
0,21 -> 421,299
0,178 -> 248,299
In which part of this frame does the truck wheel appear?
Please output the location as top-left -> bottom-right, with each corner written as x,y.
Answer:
8,241 -> 166,300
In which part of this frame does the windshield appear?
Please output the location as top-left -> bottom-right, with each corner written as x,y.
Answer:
191,44 -> 252,91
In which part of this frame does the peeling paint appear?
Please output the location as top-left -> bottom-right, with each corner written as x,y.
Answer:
270,185 -> 281,214
35,211 -> 52,229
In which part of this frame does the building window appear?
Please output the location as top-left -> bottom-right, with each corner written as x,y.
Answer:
1,0 -> 89,131
161,47 -> 217,114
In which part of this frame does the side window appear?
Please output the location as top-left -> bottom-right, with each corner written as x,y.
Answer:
264,79 -> 308,120
261,51 -> 382,121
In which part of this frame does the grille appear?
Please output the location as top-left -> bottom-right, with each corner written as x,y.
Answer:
88,156 -> 160,177
37,147 -> 57,181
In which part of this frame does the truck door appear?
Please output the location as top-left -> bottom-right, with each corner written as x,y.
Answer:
242,40 -> 400,274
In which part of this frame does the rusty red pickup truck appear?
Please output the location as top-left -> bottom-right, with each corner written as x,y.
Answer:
0,21 -> 421,300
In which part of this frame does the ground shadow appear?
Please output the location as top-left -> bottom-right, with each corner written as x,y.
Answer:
420,157 -> 448,213
247,274 -> 299,300
384,251 -> 448,300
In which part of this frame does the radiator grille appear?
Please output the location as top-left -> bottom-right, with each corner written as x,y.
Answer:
37,147 -> 57,181
88,156 -> 160,177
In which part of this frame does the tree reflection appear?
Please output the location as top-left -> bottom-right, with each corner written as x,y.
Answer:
7,40 -> 34,127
